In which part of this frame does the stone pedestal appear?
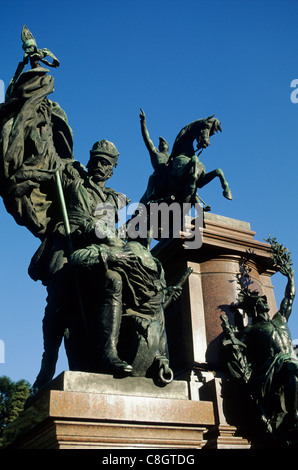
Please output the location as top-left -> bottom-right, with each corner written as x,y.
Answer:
3,371 -> 215,449
151,212 -> 278,448
152,212 -> 277,374
199,378 -> 251,449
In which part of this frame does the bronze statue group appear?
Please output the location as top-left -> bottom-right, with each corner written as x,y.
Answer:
0,26 -> 297,447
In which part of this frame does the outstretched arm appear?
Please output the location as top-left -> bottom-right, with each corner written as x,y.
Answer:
280,267 -> 295,321
139,109 -> 158,164
265,236 -> 296,321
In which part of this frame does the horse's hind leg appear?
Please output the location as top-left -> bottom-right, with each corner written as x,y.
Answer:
217,169 -> 233,200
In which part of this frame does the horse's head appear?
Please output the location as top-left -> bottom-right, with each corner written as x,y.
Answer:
194,115 -> 222,151
171,115 -> 222,158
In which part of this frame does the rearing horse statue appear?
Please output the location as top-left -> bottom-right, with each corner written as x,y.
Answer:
139,111 -> 232,208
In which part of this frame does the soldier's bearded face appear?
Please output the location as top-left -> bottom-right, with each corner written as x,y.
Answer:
88,157 -> 113,182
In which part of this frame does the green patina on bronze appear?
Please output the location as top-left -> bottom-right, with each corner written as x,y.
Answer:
221,237 -> 297,447
0,26 -> 196,392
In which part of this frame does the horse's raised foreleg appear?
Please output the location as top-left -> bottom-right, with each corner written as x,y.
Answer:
197,169 -> 232,200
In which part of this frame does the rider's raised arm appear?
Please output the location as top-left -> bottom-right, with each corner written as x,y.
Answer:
279,267 -> 296,321
139,109 -> 158,166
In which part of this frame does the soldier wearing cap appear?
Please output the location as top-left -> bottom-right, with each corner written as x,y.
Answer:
87,140 -> 119,182
31,139 -> 134,391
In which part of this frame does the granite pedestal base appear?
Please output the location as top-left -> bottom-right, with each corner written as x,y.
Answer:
152,212 -> 278,373
151,212 -> 279,447
3,371 -> 215,449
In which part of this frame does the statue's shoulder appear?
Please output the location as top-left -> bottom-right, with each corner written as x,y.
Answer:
272,311 -> 288,326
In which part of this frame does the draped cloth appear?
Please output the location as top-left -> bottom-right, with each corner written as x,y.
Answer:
0,68 -> 128,284
0,68 -> 74,239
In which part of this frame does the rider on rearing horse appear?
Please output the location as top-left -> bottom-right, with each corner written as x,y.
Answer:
139,111 -> 232,208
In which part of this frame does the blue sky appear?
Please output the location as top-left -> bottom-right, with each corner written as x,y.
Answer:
0,0 -> 298,384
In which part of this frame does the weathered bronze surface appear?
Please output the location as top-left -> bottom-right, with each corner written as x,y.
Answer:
3,27 -> 297,450
139,108 -> 232,210
0,26 -> 188,392
221,237 -> 297,447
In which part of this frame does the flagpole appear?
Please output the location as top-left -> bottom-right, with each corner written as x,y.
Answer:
55,169 -> 88,337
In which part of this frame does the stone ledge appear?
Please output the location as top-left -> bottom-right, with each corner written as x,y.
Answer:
46,390 -> 215,425
3,374 -> 215,449
49,370 -> 189,400
204,212 -> 251,231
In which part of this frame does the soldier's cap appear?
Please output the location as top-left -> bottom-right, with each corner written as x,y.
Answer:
89,139 -> 119,166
